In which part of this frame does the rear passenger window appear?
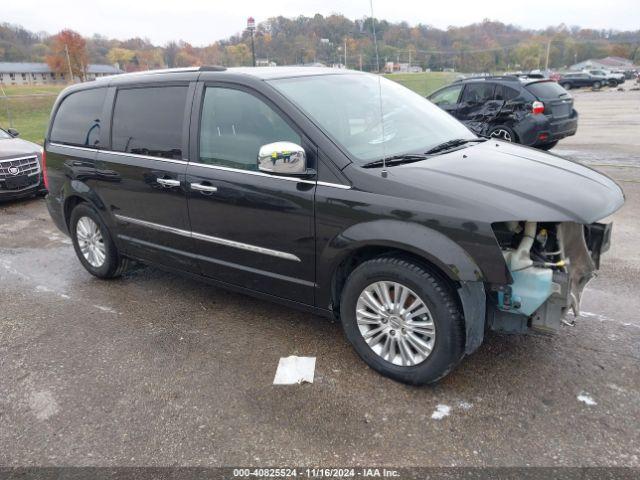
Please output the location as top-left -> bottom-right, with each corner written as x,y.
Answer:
199,87 -> 300,171
461,83 -> 495,104
50,88 -> 106,147
111,86 -> 188,159
494,85 -> 520,101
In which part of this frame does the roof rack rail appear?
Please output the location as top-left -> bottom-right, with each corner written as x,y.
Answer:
117,66 -> 228,77
199,65 -> 227,72
453,75 -> 522,83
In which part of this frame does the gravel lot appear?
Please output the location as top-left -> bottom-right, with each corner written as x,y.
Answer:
1,86 -> 639,468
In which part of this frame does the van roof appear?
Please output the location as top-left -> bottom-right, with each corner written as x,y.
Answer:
56,66 -> 360,98
94,65 -> 357,82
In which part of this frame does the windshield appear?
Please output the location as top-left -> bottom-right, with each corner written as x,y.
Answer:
269,73 -> 475,164
0,129 -> 11,140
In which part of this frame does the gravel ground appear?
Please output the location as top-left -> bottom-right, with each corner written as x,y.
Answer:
1,87 -> 639,468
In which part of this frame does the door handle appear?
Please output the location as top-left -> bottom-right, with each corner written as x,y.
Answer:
190,182 -> 218,193
157,178 -> 181,188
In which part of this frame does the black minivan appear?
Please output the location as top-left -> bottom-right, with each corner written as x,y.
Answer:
44,67 -> 624,384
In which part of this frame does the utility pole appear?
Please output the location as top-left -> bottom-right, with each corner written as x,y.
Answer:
544,39 -> 552,70
344,38 -> 347,68
64,44 -> 74,83
247,17 -> 256,67
408,49 -> 412,69
359,53 -> 363,71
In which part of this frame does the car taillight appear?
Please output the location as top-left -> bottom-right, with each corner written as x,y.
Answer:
532,101 -> 545,115
41,149 -> 49,190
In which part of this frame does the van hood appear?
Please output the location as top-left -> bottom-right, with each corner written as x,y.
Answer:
0,137 -> 42,160
388,140 -> 624,224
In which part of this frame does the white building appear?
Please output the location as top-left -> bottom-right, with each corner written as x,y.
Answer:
569,56 -> 636,71
256,59 -> 277,67
0,62 -> 122,85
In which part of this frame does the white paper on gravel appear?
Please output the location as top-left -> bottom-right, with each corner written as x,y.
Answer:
273,356 -> 316,385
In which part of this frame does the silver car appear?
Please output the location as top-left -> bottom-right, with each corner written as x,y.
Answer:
0,127 -> 46,202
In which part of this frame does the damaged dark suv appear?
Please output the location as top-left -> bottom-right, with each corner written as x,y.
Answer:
428,76 -> 578,150
44,67 -> 623,385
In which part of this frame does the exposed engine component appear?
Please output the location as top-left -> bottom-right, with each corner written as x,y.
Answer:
490,220 -> 610,334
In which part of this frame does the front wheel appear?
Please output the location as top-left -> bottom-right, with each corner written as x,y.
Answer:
593,81 -> 602,89
339,256 -> 465,385
562,83 -> 572,90
70,203 -> 129,279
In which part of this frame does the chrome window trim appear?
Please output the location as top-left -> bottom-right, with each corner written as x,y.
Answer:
317,181 -> 351,190
48,142 -> 100,153
189,162 -> 316,185
100,149 -> 188,164
114,213 -> 301,262
48,143 -> 188,164
47,144 -> 352,189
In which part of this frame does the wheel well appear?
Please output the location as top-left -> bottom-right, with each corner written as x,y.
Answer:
63,196 -> 86,229
330,246 -> 461,319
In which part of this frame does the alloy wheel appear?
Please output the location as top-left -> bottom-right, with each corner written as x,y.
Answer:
489,129 -> 512,142
76,216 -> 106,268
356,281 -> 436,366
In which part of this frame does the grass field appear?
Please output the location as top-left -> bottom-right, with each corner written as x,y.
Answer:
0,72 -> 456,145
0,85 -> 64,144
383,72 -> 457,97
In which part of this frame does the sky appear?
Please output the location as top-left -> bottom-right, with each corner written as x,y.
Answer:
5,0 -> 638,46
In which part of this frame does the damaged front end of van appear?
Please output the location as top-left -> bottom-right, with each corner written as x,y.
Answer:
488,220 -> 612,334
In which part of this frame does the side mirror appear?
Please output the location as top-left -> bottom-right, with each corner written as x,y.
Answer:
258,141 -> 310,176
7,128 -> 19,137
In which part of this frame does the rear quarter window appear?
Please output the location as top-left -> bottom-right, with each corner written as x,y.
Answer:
50,88 -> 106,147
525,82 -> 569,99
494,84 -> 520,101
111,86 -> 188,160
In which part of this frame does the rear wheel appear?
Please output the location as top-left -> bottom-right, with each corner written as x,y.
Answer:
593,81 -> 602,89
488,125 -> 516,143
608,79 -> 618,87
562,83 -> 571,90
339,256 -> 465,385
70,203 -> 129,279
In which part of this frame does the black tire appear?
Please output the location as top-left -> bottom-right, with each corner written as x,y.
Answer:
69,203 -> 129,279
339,256 -> 465,385
562,83 -> 571,90
593,81 -> 602,89
538,140 -> 559,151
608,79 -> 617,87
488,125 -> 517,143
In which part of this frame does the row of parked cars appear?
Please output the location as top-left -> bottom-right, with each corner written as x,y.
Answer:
556,69 -> 626,89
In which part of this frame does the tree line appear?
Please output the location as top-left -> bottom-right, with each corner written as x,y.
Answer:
1,16 -> 639,79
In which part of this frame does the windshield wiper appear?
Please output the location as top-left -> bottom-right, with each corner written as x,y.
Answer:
424,138 -> 485,155
362,153 -> 429,168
